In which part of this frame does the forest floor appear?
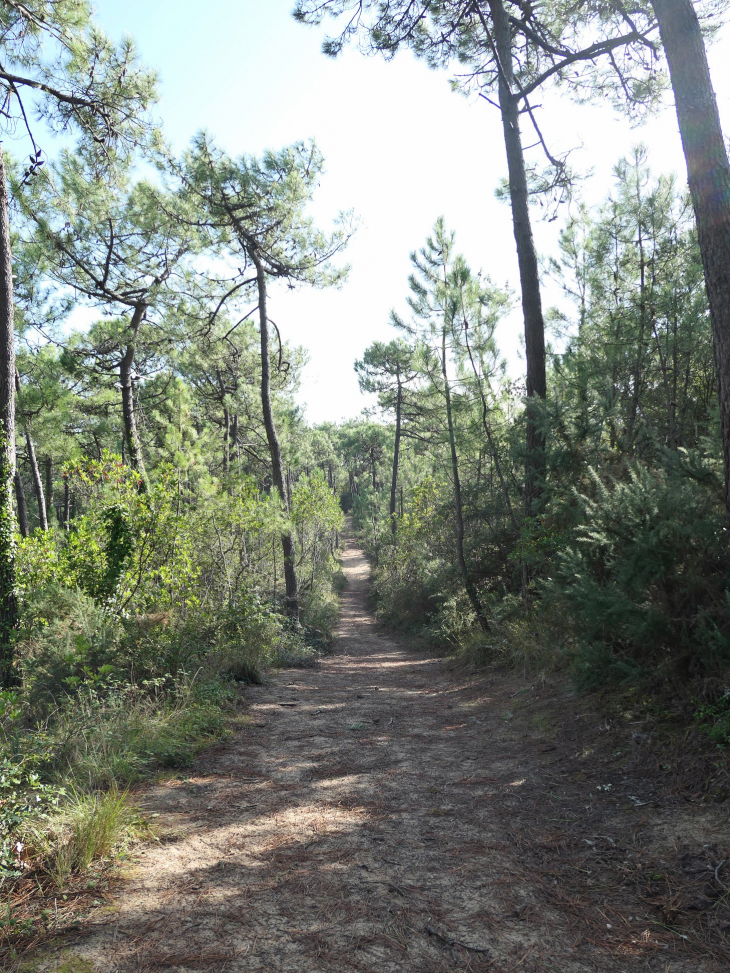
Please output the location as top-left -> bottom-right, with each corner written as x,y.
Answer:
20,533 -> 730,972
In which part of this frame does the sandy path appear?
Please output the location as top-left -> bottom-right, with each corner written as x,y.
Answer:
40,534 -> 728,972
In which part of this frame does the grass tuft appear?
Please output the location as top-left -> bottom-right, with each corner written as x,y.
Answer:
25,788 -> 138,889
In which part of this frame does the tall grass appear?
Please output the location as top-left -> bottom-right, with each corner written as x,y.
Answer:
25,788 -> 139,889
47,678 -> 229,790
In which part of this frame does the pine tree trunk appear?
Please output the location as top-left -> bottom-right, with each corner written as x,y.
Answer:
253,253 -> 299,619
0,150 -> 17,688
14,469 -> 28,539
442,328 -> 489,632
14,370 -> 47,531
223,405 -> 230,476
232,414 -> 239,471
488,0 -> 547,514
63,478 -> 70,530
45,456 -> 53,526
389,378 -> 402,534
650,0 -> 730,522
25,431 -> 47,531
120,305 -> 148,490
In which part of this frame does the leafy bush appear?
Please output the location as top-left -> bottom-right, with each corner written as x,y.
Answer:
16,454 -> 205,625
568,641 -> 644,692
695,688 -> 730,748
545,459 -> 730,675
18,587 -> 125,719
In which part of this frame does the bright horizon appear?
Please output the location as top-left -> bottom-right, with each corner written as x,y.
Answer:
68,3 -> 730,423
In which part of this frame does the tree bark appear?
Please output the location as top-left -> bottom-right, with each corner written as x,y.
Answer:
389,377 -> 402,534
45,456 -> 53,526
0,149 -> 17,687
488,0 -> 547,514
13,469 -> 28,539
253,253 -> 299,619
25,431 -> 47,531
223,405 -> 230,477
14,469 -> 28,539
442,327 -> 490,632
650,0 -> 730,521
232,413 -> 239,471
14,369 -> 47,531
63,477 -> 70,530
120,304 -> 149,490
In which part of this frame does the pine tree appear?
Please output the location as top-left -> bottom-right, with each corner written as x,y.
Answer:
174,135 -> 353,619
0,2 -> 156,687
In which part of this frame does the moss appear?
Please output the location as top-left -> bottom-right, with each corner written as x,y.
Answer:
19,951 -> 95,973
58,954 -> 95,973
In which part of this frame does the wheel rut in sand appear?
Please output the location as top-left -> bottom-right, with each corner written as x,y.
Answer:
35,533 -> 729,972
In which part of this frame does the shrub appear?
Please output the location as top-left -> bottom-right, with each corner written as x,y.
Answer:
43,677 -> 229,790
18,587 -> 125,719
545,459 -> 730,675
694,688 -> 730,748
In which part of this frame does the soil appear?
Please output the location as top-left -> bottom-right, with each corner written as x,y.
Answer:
20,535 -> 730,971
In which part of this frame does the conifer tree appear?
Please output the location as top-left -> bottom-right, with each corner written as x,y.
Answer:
19,155 -> 197,490
645,0 -> 730,522
393,218 -> 511,631
355,339 -> 417,533
0,1 -> 156,686
174,135 -> 353,620
293,0 -> 658,515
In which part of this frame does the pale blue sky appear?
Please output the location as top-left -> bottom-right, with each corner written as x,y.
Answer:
89,1 -> 730,423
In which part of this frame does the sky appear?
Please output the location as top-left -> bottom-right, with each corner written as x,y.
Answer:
81,0 -> 730,424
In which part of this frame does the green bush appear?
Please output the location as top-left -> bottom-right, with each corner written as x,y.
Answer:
694,689 -> 730,748
545,460 -> 730,675
18,587 -> 125,719
24,676 -> 229,790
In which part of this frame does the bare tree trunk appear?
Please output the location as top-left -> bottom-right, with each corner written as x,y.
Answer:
487,0 -> 547,514
253,253 -> 299,619
441,328 -> 489,632
63,478 -> 70,530
651,0 -> 730,521
120,304 -> 149,490
14,469 -> 28,539
14,370 -> 47,531
232,413 -> 239,471
25,431 -> 47,531
0,150 -> 17,687
389,378 -> 402,534
223,405 -> 230,476
45,456 -> 53,526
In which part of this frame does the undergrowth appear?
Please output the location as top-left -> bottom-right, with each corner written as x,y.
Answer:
0,548 -> 344,895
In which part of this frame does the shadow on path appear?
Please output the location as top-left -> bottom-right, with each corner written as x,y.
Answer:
33,531 -> 727,973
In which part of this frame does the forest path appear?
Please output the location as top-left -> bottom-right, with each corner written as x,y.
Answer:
42,532 -> 727,973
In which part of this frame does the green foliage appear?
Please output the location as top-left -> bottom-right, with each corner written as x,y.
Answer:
0,439 -> 18,689
0,751 -> 64,877
333,151 -> 730,699
694,689 -> 730,748
26,788 -> 138,889
49,679 -> 228,789
18,586 -> 124,718
546,459 -> 729,667
568,642 -> 644,692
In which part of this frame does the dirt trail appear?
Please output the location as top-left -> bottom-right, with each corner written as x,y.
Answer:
38,534 -> 728,972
